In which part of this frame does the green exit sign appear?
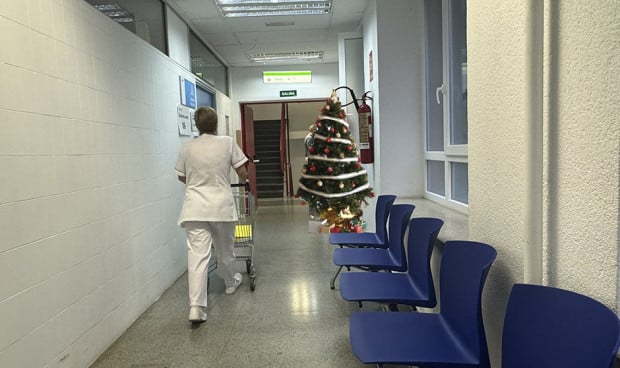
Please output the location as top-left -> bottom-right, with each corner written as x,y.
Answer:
280,90 -> 297,97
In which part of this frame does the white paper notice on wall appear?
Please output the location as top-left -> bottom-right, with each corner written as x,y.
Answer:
178,105 -> 192,136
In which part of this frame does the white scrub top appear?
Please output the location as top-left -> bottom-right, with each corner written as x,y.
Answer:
175,134 -> 248,225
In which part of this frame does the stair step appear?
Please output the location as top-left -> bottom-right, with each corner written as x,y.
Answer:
258,191 -> 283,199
258,177 -> 284,183
258,162 -> 280,167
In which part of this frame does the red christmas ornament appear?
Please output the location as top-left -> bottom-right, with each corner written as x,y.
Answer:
301,200 -> 306,205
316,122 -> 322,128
346,145 -> 352,151
327,167 -> 334,173
310,165 -> 317,172
326,137 -> 332,143
370,192 -> 376,198
351,182 -> 356,188
356,163 -> 361,168
323,148 -> 330,155
308,147 -> 315,154
329,127 -> 335,133
343,127 -> 348,133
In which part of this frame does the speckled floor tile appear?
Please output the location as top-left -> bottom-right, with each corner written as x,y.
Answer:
89,198 -> 387,368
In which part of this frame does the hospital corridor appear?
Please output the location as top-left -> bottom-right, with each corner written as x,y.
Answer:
90,198 -> 372,368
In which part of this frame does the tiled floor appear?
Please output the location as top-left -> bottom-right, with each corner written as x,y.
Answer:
90,198 -> 389,368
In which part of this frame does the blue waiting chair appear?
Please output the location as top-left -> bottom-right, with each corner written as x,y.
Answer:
502,283 -> 620,368
339,217 -> 444,310
332,204 -> 415,280
329,194 -> 397,289
349,241 -> 497,367
329,194 -> 397,249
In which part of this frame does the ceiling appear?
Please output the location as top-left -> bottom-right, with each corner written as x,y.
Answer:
165,0 -> 369,67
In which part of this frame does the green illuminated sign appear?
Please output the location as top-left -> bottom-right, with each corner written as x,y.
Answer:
263,71 -> 312,83
280,90 -> 297,97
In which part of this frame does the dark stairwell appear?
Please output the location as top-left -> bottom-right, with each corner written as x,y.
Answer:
254,120 -> 284,198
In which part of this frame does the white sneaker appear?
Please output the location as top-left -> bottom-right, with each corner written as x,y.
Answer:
225,273 -> 243,294
188,306 -> 207,323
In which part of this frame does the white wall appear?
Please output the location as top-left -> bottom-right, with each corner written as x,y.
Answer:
468,1 -> 620,366
467,3 -> 532,365
166,6 -> 190,70
0,1 -> 191,366
229,63 -> 339,135
338,32 -> 364,147
362,0 -> 425,197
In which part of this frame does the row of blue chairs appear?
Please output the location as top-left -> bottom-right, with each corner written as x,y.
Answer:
329,194 -> 620,367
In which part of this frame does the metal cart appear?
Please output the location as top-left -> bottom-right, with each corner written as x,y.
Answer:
231,183 -> 257,291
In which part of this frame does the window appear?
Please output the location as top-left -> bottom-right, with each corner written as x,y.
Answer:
196,83 -> 215,109
87,0 -> 167,55
424,0 -> 468,212
190,31 -> 229,96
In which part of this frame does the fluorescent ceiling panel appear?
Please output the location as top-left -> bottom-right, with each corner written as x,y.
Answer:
93,3 -> 135,23
250,51 -> 323,63
214,0 -> 332,17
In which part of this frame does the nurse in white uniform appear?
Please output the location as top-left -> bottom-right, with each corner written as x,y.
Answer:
175,106 -> 248,323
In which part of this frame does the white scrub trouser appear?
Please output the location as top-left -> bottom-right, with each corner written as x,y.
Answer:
184,221 -> 237,307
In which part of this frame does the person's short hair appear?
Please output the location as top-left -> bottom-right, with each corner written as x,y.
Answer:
194,106 -> 217,134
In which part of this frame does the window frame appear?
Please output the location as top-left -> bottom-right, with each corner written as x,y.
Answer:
423,0 -> 468,214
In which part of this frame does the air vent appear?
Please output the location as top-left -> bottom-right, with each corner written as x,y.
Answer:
266,21 -> 295,27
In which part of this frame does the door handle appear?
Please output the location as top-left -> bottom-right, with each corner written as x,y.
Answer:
436,84 -> 445,105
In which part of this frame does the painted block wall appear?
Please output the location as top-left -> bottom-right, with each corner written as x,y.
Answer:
0,0 -> 194,366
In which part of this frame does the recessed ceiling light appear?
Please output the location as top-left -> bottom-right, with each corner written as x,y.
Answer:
250,51 -> 323,63
93,4 -> 135,23
214,0 -> 332,17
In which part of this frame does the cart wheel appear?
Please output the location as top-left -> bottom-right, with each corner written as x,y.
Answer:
250,277 -> 256,291
246,259 -> 252,274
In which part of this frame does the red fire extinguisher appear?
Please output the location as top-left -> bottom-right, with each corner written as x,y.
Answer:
358,91 -> 373,163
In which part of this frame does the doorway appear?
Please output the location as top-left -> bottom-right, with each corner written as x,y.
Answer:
240,99 -> 325,202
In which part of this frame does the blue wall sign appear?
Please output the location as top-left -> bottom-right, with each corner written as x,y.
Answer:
179,76 -> 196,109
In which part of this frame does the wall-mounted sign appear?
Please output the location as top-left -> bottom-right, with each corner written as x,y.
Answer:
280,90 -> 297,97
177,105 -> 192,136
263,71 -> 311,84
179,76 -> 196,108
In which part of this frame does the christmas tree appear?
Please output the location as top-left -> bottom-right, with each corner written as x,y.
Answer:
296,90 -> 374,232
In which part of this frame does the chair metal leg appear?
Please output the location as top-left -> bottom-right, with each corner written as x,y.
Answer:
330,265 -> 343,289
